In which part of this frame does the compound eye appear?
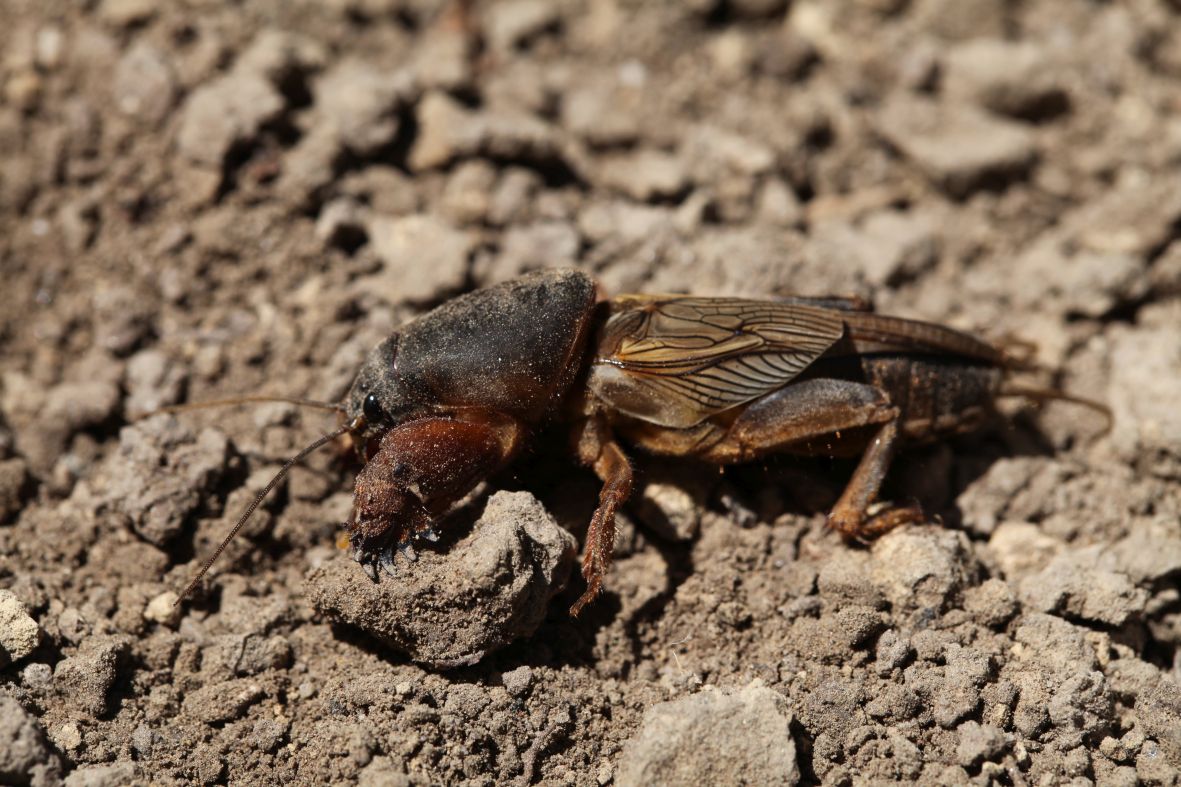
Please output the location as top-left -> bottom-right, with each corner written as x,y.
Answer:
363,393 -> 384,423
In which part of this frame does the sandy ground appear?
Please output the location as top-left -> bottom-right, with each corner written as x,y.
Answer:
2,0 -> 1181,784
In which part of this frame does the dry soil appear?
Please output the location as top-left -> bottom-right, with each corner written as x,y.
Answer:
2,0 -> 1181,785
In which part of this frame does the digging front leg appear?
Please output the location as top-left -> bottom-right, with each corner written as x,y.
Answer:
348,411 -> 525,580
570,418 -> 634,616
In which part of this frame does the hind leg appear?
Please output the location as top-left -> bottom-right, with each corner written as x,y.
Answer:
694,379 -> 922,539
823,417 -> 923,540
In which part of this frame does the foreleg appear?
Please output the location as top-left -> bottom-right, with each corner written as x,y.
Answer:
569,417 -> 634,616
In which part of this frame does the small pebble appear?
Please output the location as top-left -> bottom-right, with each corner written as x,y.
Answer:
874,97 -> 1035,197
99,0 -> 156,27
502,666 -> 534,698
52,722 -> 83,752
618,683 -> 799,786
956,720 -> 1008,767
176,73 -> 284,168
0,693 -> 62,784
54,636 -> 127,716
0,589 -> 40,667
360,214 -> 474,303
21,663 -> 53,690
144,592 -> 181,627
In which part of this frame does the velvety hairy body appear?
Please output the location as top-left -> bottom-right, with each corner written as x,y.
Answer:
339,270 -> 1012,614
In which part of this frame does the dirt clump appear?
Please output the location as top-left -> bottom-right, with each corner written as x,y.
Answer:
308,490 -> 577,668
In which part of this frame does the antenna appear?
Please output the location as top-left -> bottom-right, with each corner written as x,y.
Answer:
174,420 -> 359,605
149,395 -> 346,417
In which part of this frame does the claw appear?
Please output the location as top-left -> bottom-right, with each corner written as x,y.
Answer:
362,560 -> 379,582
419,527 -> 440,543
380,545 -> 397,577
398,541 -> 418,562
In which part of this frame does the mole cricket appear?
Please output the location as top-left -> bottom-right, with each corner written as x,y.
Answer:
170,269 -> 1106,615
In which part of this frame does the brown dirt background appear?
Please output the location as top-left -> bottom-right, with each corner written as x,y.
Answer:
2,0 -> 1181,784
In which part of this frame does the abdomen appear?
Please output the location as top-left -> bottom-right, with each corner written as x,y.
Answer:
859,355 -> 1002,442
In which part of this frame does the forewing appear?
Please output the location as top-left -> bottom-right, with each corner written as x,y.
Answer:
592,297 -> 846,428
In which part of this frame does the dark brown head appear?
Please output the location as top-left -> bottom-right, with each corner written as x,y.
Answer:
343,333 -> 415,446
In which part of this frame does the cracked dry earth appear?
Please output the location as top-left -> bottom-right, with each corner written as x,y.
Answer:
3,0 -> 1181,785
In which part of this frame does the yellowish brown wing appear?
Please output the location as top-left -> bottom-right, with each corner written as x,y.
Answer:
589,296 -> 846,428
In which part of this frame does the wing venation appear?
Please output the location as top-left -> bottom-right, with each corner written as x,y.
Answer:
591,297 -> 846,427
